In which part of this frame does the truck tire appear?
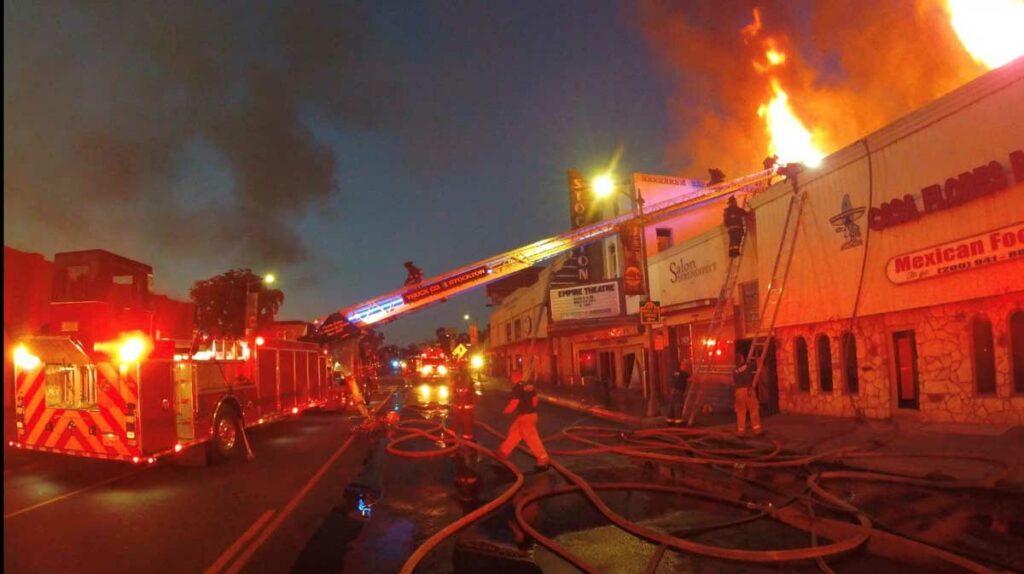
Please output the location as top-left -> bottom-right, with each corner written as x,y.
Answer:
210,407 -> 243,463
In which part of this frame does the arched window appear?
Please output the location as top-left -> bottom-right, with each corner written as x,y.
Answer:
817,335 -> 834,392
973,317 -> 996,395
841,332 -> 859,394
1012,311 -> 1024,394
795,337 -> 810,392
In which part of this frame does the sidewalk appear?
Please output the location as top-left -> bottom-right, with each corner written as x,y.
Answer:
537,383 -> 653,425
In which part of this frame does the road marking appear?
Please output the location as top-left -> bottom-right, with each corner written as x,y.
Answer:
204,509 -> 276,574
221,397 -> 392,574
3,467 -> 148,520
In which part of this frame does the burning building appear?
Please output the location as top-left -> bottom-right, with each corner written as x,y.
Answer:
752,57 -> 1023,425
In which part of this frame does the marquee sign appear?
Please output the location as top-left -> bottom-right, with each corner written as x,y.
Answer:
550,280 -> 622,322
886,221 -> 1024,284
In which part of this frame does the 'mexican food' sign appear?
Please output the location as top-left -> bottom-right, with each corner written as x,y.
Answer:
886,222 -> 1024,284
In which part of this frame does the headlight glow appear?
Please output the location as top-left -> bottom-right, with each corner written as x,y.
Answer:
13,345 -> 40,371
438,385 -> 449,400
418,384 -> 431,401
118,336 -> 149,363
437,365 -> 449,376
470,355 -> 484,369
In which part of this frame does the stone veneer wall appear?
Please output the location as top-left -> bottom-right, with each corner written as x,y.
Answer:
775,291 -> 1024,425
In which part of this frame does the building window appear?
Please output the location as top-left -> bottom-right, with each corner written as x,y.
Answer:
655,228 -> 673,252
505,323 -> 512,344
740,281 -> 759,334
972,317 -> 996,395
514,319 -> 522,341
817,335 -> 833,392
795,337 -> 810,392
1012,311 -> 1024,394
841,332 -> 859,394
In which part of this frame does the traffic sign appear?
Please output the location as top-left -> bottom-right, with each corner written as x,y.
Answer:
640,300 -> 661,324
452,344 -> 468,359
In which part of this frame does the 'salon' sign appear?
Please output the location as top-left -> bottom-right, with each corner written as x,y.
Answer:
886,222 -> 1024,284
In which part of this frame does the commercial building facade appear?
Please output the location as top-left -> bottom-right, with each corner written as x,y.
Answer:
751,59 -> 1024,425
488,59 -> 1023,425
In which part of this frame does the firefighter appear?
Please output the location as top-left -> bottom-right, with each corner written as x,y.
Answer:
666,359 -> 691,426
733,355 -> 763,436
497,371 -> 550,471
451,363 -> 476,441
724,196 -> 748,258
404,261 -> 424,286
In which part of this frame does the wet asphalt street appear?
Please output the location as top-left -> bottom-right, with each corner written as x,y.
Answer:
3,387 -> 401,574
5,376 -> 1022,573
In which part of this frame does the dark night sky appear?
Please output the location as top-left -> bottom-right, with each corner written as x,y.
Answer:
3,1 -> 674,345
5,1 -> 984,345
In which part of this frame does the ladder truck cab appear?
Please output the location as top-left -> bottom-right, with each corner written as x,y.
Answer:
414,347 -> 451,406
11,250 -> 334,464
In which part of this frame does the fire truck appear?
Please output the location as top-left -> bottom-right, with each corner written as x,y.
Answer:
10,250 -> 338,464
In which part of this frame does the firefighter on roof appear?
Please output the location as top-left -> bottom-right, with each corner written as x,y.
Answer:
404,261 -> 424,286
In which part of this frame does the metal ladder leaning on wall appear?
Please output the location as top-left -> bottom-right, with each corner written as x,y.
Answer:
684,181 -> 807,426
679,229 -> 748,424
745,184 -> 807,392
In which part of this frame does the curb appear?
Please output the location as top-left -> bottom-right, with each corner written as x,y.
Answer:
538,393 -> 655,427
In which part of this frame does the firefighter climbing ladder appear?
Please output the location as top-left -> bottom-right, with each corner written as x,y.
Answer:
318,169 -> 777,332
685,183 -> 807,426
678,225 -> 748,424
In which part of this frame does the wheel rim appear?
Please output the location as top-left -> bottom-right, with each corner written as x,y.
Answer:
217,417 -> 237,452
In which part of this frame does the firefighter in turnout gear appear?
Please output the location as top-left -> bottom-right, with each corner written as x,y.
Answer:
451,363 -> 476,441
733,356 -> 763,436
497,371 -> 549,471
724,196 -> 748,258
404,261 -> 424,286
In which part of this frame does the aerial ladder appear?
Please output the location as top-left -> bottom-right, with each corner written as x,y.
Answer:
315,168 -> 778,338
683,176 -> 807,425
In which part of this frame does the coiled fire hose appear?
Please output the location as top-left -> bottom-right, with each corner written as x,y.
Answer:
385,415 -> 1013,574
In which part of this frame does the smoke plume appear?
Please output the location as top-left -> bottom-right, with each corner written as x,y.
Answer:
4,1 -> 398,268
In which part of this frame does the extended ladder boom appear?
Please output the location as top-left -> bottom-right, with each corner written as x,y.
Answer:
317,169 -> 776,333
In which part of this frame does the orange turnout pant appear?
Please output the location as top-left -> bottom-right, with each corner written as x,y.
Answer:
498,413 -> 549,465
734,387 -> 762,433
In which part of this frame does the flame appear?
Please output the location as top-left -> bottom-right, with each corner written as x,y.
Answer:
946,0 -> 1024,69
758,80 -> 824,168
746,9 -> 825,168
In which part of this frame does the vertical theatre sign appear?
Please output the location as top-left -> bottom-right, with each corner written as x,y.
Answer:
551,169 -> 603,287
619,219 -> 645,295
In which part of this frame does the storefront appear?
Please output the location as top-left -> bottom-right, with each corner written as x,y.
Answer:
749,59 -> 1024,425
486,268 -> 556,384
646,205 -> 779,413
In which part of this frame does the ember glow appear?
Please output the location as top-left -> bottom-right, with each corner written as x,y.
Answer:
946,0 -> 1024,69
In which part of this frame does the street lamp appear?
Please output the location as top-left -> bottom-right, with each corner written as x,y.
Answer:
463,314 -> 471,321
591,174 -> 662,417
245,274 -> 275,339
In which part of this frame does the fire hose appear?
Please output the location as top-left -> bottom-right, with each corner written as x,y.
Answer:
385,416 -> 1014,574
